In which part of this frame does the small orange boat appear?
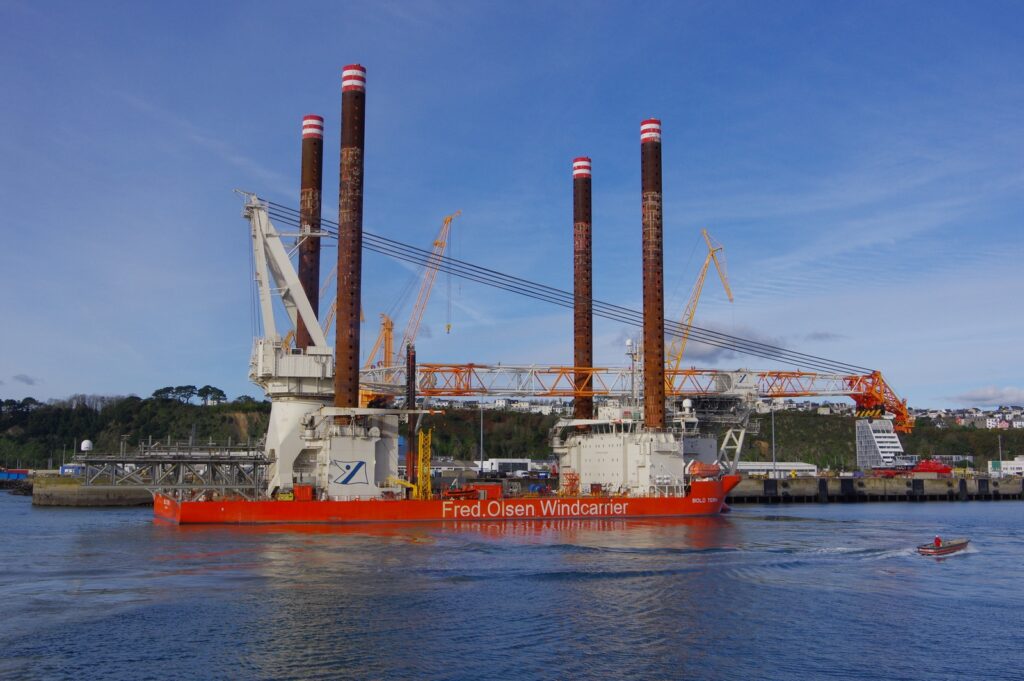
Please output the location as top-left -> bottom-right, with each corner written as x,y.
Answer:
917,537 -> 969,556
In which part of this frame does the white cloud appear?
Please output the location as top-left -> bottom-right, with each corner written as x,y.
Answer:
952,386 -> 1024,407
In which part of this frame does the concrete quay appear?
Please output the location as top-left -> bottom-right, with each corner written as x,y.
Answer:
32,483 -> 153,507
727,476 -> 1023,504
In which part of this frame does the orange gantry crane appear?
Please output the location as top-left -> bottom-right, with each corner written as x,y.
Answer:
360,364 -> 913,432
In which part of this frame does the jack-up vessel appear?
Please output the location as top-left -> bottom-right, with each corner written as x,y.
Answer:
155,71 -> 741,525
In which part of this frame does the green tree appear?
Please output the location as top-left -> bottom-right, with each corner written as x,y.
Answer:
197,385 -> 227,405
173,385 -> 198,404
152,387 -> 175,401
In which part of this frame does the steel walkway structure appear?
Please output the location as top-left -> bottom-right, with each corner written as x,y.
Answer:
78,445 -> 269,501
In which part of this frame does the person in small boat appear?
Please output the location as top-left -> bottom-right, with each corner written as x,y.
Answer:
934,535 -> 942,547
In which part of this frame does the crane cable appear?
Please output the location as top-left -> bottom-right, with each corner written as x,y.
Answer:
263,201 -> 873,375
265,201 -> 869,375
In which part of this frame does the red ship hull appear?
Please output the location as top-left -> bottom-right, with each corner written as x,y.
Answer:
154,476 -> 740,525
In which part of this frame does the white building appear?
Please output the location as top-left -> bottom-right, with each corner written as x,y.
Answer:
736,461 -> 818,478
989,455 -> 1024,478
481,458 -> 532,474
856,418 -> 912,469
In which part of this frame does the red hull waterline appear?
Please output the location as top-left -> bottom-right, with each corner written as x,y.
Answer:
155,476 -> 741,525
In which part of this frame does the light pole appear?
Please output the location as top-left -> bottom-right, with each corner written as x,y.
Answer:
771,401 -> 778,480
479,403 -> 484,475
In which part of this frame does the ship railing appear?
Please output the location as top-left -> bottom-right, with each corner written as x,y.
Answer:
328,494 -> 411,502
646,485 -> 688,497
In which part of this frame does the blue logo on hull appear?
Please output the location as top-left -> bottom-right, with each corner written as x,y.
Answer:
333,460 -> 369,485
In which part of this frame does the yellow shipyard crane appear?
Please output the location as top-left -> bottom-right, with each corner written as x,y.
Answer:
666,229 -> 733,373
362,314 -> 394,371
316,211 -> 460,372
283,212 -> 460,403
399,210 -> 461,354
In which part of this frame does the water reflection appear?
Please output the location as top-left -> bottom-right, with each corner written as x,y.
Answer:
204,516 -> 747,679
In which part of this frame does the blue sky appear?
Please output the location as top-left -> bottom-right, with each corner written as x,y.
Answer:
1,1 -> 1021,408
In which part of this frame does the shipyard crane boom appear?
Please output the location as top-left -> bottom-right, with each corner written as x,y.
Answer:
317,264 -> 366,346
320,267 -> 337,336
360,364 -> 914,432
362,314 -> 394,370
358,212 -> 460,371
399,211 -> 461,353
666,229 -> 733,373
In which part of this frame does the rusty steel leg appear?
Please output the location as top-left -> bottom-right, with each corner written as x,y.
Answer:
335,65 -> 367,415
641,119 -> 665,430
572,157 -> 593,421
296,115 -> 324,351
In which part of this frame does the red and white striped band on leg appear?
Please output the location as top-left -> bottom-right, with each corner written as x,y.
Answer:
641,118 -> 662,143
572,157 -> 592,179
302,115 -> 324,139
342,64 -> 367,92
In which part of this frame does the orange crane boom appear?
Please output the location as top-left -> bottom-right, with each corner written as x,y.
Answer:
360,364 -> 914,432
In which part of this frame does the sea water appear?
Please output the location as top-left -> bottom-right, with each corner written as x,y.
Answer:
1,492 -> 1021,680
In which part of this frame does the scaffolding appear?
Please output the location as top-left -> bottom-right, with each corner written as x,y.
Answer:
77,444 -> 269,501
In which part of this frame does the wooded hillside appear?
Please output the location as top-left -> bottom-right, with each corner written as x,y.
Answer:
3,393 -> 1018,471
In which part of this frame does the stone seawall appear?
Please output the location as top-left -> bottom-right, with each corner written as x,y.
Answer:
32,484 -> 153,507
728,476 -> 1023,504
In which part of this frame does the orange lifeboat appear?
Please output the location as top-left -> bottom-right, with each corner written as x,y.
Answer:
689,462 -> 721,478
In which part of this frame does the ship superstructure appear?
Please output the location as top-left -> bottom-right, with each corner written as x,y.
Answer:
552,402 -> 728,497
